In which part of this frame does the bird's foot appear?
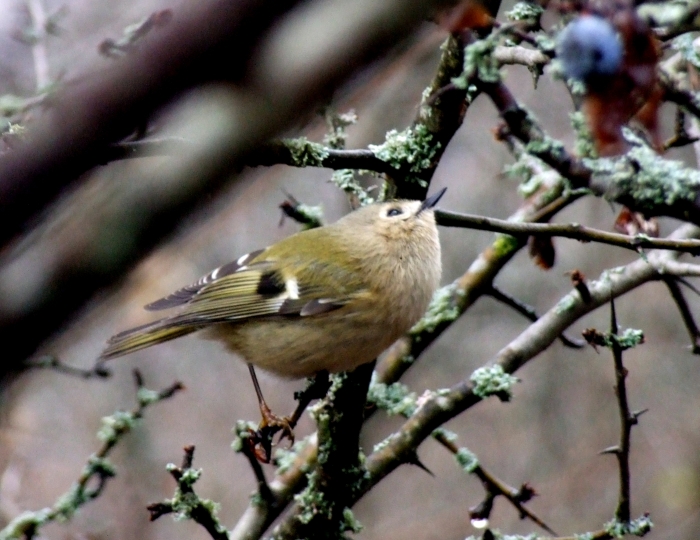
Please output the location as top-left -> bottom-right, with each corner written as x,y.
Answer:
248,403 -> 295,463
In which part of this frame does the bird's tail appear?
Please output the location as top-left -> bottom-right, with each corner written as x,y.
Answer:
99,319 -> 197,360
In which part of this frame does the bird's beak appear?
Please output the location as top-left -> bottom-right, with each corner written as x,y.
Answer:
417,187 -> 447,215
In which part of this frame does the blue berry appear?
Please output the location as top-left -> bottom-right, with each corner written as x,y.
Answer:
556,15 -> 623,81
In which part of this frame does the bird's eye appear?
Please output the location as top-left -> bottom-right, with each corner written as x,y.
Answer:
386,207 -> 403,217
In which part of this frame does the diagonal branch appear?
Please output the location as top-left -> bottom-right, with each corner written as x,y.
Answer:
487,285 -> 584,349
663,278 -> 700,354
355,224 -> 700,513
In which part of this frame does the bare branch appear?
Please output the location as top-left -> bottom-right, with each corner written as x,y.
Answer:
148,446 -> 229,540
361,224 -> 700,508
487,285 -> 585,349
436,209 -> 700,254
432,430 -> 556,534
0,371 -> 183,539
664,278 -> 700,353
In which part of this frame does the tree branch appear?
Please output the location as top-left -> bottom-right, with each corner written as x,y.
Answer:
436,209 -> 700,254
0,371 -> 183,539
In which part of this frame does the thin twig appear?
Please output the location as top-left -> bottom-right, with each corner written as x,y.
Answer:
356,226 -> 699,522
24,355 -> 111,378
487,285 -> 585,349
608,300 -> 633,523
147,446 -> 229,540
436,210 -> 700,254
432,430 -> 556,535
0,370 -> 183,539
664,279 -> 700,354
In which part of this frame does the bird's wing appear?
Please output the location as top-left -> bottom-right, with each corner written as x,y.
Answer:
144,248 -> 266,310
148,254 -> 364,327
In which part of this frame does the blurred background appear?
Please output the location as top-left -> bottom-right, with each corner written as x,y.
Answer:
0,1 -> 699,539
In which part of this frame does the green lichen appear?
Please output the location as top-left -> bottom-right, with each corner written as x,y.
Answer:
341,507 -> 363,534
410,284 -> 464,338
586,132 -> 700,215
431,427 -> 458,444
164,465 -> 224,533
455,447 -> 479,473
97,410 -> 138,444
570,110 -> 597,159
503,157 -> 534,183
506,2 -> 544,22
366,379 -> 417,417
493,233 -> 521,256
555,294 -> 577,314
324,109 -> 358,149
369,124 -> 439,183
672,33 -> 700,70
51,455 -> 117,521
274,435 -> 315,475
54,484 -> 86,521
615,328 -> 645,349
592,328 -> 645,351
373,433 -> 399,453
294,470 -> 332,525
136,386 -> 161,406
518,174 -> 543,198
0,509 -> 51,540
574,533 -> 595,540
453,36 -> 501,88
230,420 -> 257,453
639,3 -> 693,27
534,32 -> 557,54
498,534 -> 538,540
282,137 -> 329,167
86,455 -> 117,478
525,135 -> 566,159
470,365 -> 519,400
604,514 -> 653,537
503,154 -> 562,199
331,169 -> 374,206
249,492 -> 266,508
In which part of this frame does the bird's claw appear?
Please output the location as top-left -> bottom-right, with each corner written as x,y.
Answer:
248,405 -> 296,463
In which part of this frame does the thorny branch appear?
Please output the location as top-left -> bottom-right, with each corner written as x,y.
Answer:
664,278 -> 700,353
7,2 -> 700,539
147,446 -> 229,540
431,429 -> 555,535
0,371 -> 183,540
486,284 -> 584,349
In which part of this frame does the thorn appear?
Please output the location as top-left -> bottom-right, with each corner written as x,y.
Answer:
405,451 -> 434,476
469,492 -> 495,522
600,445 -> 621,455
146,502 -> 172,521
133,369 -> 144,388
631,408 -> 649,423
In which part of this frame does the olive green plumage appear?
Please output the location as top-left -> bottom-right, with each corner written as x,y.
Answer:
100,193 -> 443,378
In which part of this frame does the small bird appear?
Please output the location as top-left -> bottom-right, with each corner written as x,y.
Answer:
99,189 -> 444,455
